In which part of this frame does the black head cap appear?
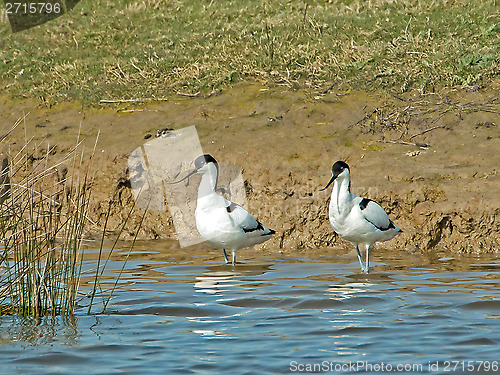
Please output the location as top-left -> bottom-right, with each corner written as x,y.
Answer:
320,160 -> 350,191
194,154 -> 218,170
332,161 -> 349,175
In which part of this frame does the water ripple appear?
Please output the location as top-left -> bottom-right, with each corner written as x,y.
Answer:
1,245 -> 499,374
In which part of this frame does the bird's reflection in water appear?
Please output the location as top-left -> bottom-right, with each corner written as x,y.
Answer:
194,263 -> 273,295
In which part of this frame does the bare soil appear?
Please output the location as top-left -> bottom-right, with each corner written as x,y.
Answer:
1,81 -> 498,256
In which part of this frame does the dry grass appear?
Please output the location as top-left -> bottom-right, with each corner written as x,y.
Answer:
0,0 -> 497,104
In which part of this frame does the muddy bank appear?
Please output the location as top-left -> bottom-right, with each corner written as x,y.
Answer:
0,82 -> 498,254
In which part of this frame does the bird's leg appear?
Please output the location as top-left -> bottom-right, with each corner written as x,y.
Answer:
231,250 -> 236,265
364,246 -> 370,273
223,249 -> 230,264
355,245 -> 365,272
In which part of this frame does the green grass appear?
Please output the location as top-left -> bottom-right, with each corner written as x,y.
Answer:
0,0 -> 498,105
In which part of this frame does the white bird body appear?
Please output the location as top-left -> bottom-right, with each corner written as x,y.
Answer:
195,191 -> 272,252
176,155 -> 274,264
322,161 -> 402,273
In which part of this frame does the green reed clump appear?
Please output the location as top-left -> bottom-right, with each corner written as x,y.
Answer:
0,117 -> 138,316
0,130 -> 90,316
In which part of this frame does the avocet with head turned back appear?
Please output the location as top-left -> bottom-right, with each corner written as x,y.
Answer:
321,161 -> 402,273
173,154 -> 275,265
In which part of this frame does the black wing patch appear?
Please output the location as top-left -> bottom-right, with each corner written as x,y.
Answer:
226,202 -> 238,213
365,218 -> 395,232
359,198 -> 372,210
359,198 -> 400,232
242,222 -> 264,233
243,223 -> 275,235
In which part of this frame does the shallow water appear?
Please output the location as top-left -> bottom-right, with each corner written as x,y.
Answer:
1,243 -> 499,374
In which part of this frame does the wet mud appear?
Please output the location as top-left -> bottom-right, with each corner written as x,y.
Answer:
0,81 -> 498,254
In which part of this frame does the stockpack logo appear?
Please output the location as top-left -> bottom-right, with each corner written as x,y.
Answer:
128,126 -> 247,248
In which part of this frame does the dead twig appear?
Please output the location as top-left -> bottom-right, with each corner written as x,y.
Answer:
379,140 -> 430,149
131,62 -> 147,80
177,92 -> 202,98
118,109 -> 146,113
320,82 -> 337,95
99,98 -> 169,104
409,125 -> 445,139
349,111 -> 375,129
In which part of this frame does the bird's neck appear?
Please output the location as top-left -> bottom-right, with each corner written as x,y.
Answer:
331,176 -> 352,215
198,167 -> 218,200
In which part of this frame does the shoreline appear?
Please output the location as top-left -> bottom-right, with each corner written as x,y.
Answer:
1,82 -> 498,254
